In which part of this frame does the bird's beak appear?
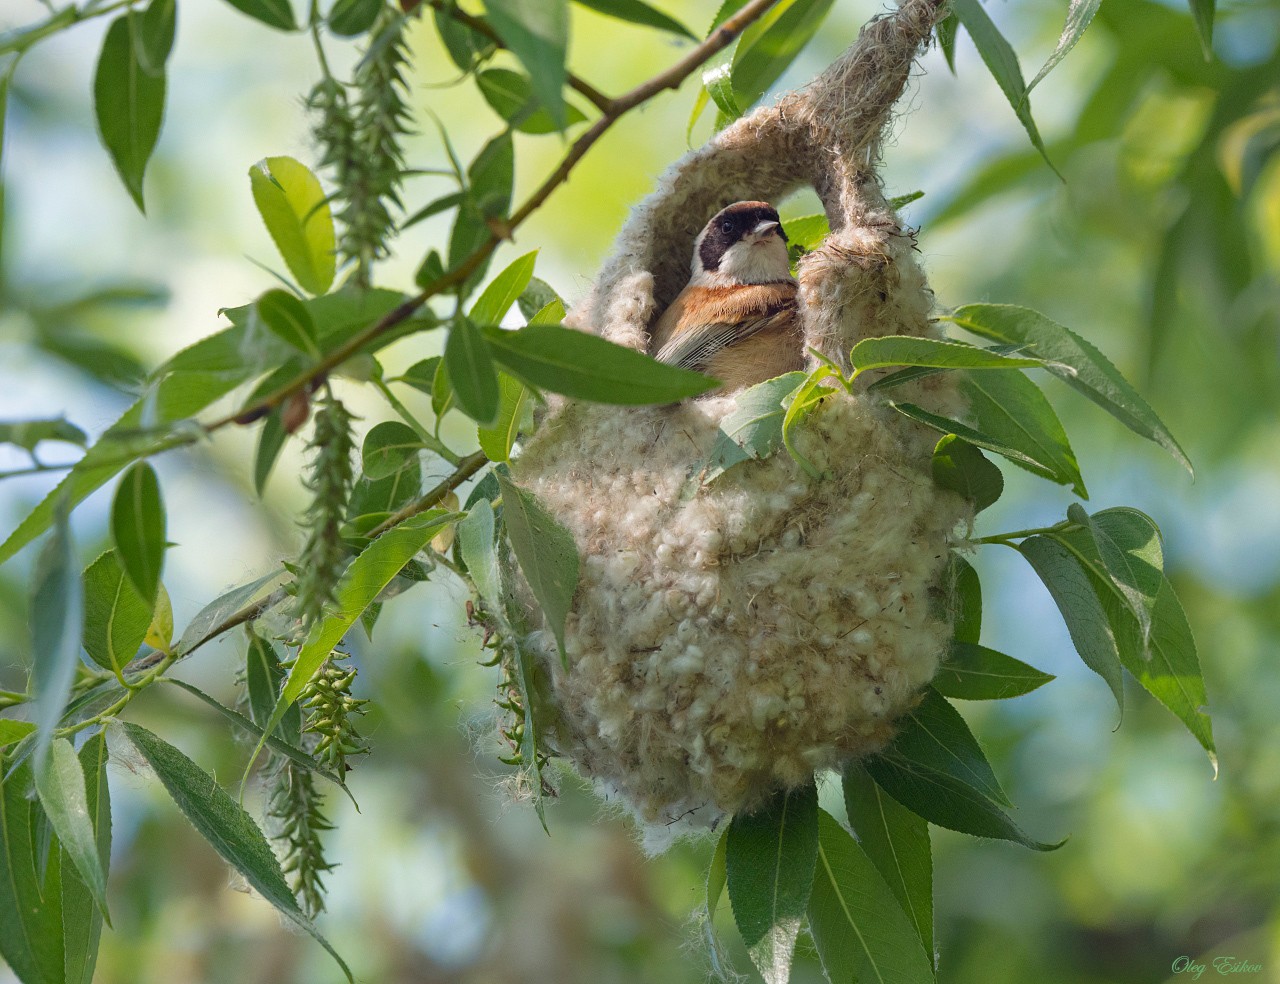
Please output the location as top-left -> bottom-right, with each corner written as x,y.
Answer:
751,220 -> 781,240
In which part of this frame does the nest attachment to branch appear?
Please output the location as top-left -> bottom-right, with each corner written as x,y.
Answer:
509,0 -> 968,850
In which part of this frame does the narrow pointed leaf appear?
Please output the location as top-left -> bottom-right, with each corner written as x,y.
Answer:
34,738 -> 109,922
137,0 -> 177,76
1026,0 -> 1102,93
117,722 -> 351,979
220,0 -> 297,31
109,462 -> 166,605
933,642 -> 1055,700
496,473 -> 579,661
249,157 -> 336,296
949,553 -> 981,645
470,251 -> 538,327
850,335 -> 1042,373
458,500 -> 501,607
573,0 -> 696,38
730,0 -> 837,111
176,568 -> 286,656
893,687 -> 1011,807
944,304 -> 1192,475
445,317 -> 501,425
1070,504 -> 1164,648
1188,0 -> 1215,56
484,0 -> 569,128
889,401 -> 1047,478
726,783 -> 819,984
842,765 -> 934,960
31,506 -> 83,765
62,732 -> 111,984
0,758 -> 65,983
94,14 -> 166,211
1019,534 -> 1125,713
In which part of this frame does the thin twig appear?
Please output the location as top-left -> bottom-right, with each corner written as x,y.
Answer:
203,0 -> 782,435
365,449 -> 488,538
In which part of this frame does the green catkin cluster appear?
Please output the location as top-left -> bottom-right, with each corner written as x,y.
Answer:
308,8 -> 414,285
269,761 -> 333,918
293,394 -> 356,637
301,651 -> 369,775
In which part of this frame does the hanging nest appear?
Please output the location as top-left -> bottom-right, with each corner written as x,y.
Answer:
508,0 -> 968,849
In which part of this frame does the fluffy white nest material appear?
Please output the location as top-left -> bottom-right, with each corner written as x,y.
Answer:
509,0 -> 969,847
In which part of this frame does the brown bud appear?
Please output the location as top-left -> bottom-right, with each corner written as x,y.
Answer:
282,390 -> 311,434
233,405 -> 270,425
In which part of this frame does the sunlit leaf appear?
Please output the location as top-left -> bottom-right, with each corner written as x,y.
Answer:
470,251 -> 538,327
63,732 -> 111,984
842,765 -> 934,963
726,783 -> 819,984
809,810 -> 936,984
730,0 -> 837,111
1070,504 -> 1164,647
478,374 -> 533,462
249,157 -> 336,296
93,14 -> 166,211
573,0 -> 695,38
850,335 -> 1043,374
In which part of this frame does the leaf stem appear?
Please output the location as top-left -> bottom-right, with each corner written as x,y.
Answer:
972,520 -> 1076,546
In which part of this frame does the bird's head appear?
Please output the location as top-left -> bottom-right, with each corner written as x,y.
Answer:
690,201 -> 792,286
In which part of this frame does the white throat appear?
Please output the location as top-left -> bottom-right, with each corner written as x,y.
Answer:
690,232 -> 794,287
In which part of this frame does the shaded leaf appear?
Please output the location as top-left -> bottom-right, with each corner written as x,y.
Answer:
254,409 -> 287,496
0,757 -> 65,983
94,14 -> 166,211
496,473 -> 579,661
809,809 -> 936,984
949,553 -> 981,645
458,500 -> 501,607
34,738 -> 109,922
842,766 -> 934,964
936,10 -> 958,73
476,68 -> 587,134
932,642 -> 1055,700
397,357 -> 442,397
109,462 -> 166,605
726,783 -> 819,984
478,374 -> 532,463
249,157 -> 336,296
945,304 -> 1192,474
175,569 -> 286,656
1188,0 -> 1215,57
1069,504 -> 1164,646
484,0 -> 569,128
1019,534 -> 1126,713
0,721 -> 35,748
517,277 -> 564,321
137,0 -> 177,76
31,506 -> 83,764
63,732 -> 111,984
484,323 -> 718,403
361,421 -> 425,481
701,371 -> 806,483
889,401 -> 1049,476
891,687 -> 1011,807
434,6 -> 496,69
82,551 -> 154,676
328,0 -> 382,36
0,418 -> 88,455
117,722 -> 351,979
931,435 -> 1003,513
445,317 -> 501,425
220,0 -> 297,31
252,289 -> 320,355
850,335 -> 1042,374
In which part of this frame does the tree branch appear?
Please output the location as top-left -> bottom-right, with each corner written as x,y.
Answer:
204,0 -> 782,434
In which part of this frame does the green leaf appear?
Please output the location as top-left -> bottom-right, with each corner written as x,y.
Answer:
949,553 -> 981,645
960,369 -> 1086,497
470,250 -> 538,327
251,288 -> 320,355
484,0 -> 569,128
0,721 -> 35,748
730,0 -> 837,111
34,738 -> 110,923
174,569 -> 285,656
1018,534 -> 1126,713
932,435 -> 1003,513
254,409 -> 287,496
703,62 -> 743,125
220,0 -> 297,31
1026,0 -> 1102,93
1070,505 -> 1164,647
63,732 -> 111,984
361,421 -> 425,481
327,0 -> 382,36
0,757 -> 65,983
891,687 -> 1011,807
726,783 -> 819,984
950,0 -> 1056,173
458,500 -> 501,607
245,631 -> 300,740
809,810 -> 936,984
403,191 -> 464,231
31,506 -> 84,763
517,277 -> 564,321
82,550 -> 154,676
889,401 -> 1046,476
249,157 -> 336,296
936,10 -> 958,72
434,6 -> 497,69
528,298 -> 566,326
94,14 -> 166,211
117,722 -> 351,979
109,462 -> 166,606
484,323 -> 718,403
136,0 -> 177,76
478,374 -> 533,463
450,132 -> 514,290
572,0 -> 696,38
1188,0 -> 1214,57
476,68 -> 587,134
707,828 -> 728,917
841,766 -> 934,964
700,371 -> 806,482
932,642 -> 1055,701
0,417 -> 88,455
496,473 -> 579,661
445,317 -> 501,425
850,335 -> 1043,374
432,358 -> 457,420
945,304 -> 1192,475
397,357 -> 442,397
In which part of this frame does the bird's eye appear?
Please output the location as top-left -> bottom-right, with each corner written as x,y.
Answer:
721,220 -> 734,233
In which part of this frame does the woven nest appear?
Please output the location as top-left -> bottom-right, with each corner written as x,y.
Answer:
508,0 -> 969,849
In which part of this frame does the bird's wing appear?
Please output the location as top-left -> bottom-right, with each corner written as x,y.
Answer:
654,305 -> 793,372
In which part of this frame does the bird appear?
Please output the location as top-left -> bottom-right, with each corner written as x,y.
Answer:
649,201 -> 802,392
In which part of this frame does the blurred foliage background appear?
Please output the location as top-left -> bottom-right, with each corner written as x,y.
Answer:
1,0 -> 1278,982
